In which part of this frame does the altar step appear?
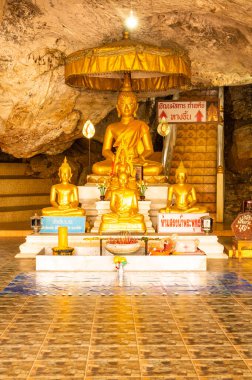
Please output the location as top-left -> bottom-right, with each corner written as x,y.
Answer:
0,178 -> 53,195
0,162 -> 29,176
0,194 -> 49,208
0,205 -> 49,223
0,163 -> 52,224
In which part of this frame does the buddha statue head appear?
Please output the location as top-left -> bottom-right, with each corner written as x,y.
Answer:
117,74 -> 138,118
58,157 -> 72,183
175,161 -> 188,184
118,172 -> 129,189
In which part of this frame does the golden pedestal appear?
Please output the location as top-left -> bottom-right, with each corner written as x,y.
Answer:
232,239 -> 252,260
99,221 -> 146,235
86,174 -> 168,185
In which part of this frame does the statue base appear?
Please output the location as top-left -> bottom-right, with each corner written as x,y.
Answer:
40,216 -> 86,234
86,174 -> 168,184
52,247 -> 74,256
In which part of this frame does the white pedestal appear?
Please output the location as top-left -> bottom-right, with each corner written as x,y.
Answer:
175,235 -> 227,259
91,200 -> 155,233
79,184 -> 168,230
36,251 -> 207,271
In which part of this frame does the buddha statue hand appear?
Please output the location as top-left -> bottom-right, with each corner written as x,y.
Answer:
160,206 -> 172,213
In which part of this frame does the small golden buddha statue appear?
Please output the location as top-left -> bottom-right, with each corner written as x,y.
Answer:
99,172 -> 146,234
105,144 -> 137,200
42,157 -> 85,216
160,161 -> 208,213
92,74 -> 163,176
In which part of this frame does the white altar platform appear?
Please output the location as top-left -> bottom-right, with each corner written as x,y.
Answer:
16,233 -> 227,260
36,249 -> 207,271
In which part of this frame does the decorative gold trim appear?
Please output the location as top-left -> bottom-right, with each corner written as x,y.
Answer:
86,175 -> 168,184
217,165 -> 224,174
65,36 -> 191,92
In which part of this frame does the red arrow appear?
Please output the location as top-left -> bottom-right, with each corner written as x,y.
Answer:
195,110 -> 204,122
160,111 -> 167,119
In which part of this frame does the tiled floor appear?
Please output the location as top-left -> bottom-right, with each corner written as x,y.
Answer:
1,237 -> 252,379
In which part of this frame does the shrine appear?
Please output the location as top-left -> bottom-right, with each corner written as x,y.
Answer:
1,1 -> 252,378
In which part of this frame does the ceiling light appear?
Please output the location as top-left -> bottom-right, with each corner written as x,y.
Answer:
125,10 -> 138,30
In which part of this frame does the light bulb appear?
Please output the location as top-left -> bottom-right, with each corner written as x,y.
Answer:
125,10 -> 138,30
82,120 -> 95,139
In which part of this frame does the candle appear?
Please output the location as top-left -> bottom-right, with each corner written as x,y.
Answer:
58,226 -> 68,249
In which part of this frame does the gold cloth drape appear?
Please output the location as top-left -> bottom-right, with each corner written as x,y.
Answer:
65,36 -> 191,92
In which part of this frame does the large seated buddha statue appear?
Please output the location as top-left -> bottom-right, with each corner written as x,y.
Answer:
42,157 -> 85,216
92,74 -> 163,177
160,161 -> 208,214
99,171 -> 146,234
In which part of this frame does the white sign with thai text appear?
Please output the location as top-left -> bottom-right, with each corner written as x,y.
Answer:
158,213 -> 208,233
158,101 -> 207,123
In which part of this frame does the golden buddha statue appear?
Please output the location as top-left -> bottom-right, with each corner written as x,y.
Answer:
42,157 -> 85,216
99,172 -> 146,234
92,74 -> 163,176
105,143 -> 137,200
160,161 -> 208,213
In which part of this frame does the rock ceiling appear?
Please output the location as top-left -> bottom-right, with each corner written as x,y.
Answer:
0,0 -> 251,157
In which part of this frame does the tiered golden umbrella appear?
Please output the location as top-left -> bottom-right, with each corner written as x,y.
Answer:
65,32 -> 191,93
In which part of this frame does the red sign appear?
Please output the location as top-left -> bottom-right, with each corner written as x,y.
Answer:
158,213 -> 208,233
231,212 -> 252,240
158,101 -> 207,123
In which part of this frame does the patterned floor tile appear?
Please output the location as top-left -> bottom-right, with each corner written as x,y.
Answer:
135,323 -> 178,334
0,344 -> 40,361
86,359 -> 140,376
235,346 -> 252,359
88,344 -> 138,360
193,359 -> 251,377
0,333 -> 46,345
140,359 -> 197,377
178,322 -> 222,333
0,360 -> 33,379
182,332 -> 230,345
139,345 -> 189,360
187,345 -> 241,359
1,238 -> 252,379
227,333 -> 252,345
28,359 -> 86,378
92,323 -> 135,333
91,332 -> 137,345
37,344 -> 89,360
137,332 -> 184,346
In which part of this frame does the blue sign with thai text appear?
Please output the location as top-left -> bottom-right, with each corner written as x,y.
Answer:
40,216 -> 86,233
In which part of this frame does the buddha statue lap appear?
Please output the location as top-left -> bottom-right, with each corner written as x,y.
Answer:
99,172 -> 146,234
42,157 -> 85,217
160,161 -> 208,214
92,74 -> 163,177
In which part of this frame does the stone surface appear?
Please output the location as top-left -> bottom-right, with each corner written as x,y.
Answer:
224,85 -> 252,222
0,0 -> 251,158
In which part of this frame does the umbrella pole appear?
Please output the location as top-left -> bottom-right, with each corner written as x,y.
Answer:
88,138 -> 91,174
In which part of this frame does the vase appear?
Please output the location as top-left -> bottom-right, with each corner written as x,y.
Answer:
100,195 -> 105,201
140,195 -> 145,201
